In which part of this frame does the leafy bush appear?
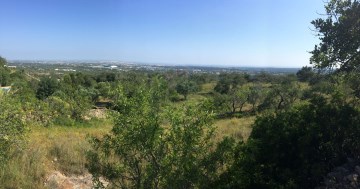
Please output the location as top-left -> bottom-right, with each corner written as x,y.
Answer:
86,83 -> 232,188
36,77 -> 59,100
218,96 -> 360,188
0,96 -> 26,163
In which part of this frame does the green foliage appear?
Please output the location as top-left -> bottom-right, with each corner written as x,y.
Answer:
63,72 -> 96,87
0,69 -> 10,86
175,80 -> 200,100
0,96 -> 26,163
87,81 -> 232,188
345,71 -> 360,99
214,85 -> 251,115
247,84 -> 264,113
212,73 -> 263,116
36,77 -> 58,100
214,73 -> 248,94
96,72 -> 117,83
310,0 -> 360,72
52,87 -> 93,122
0,56 -> 6,67
259,80 -> 301,111
0,56 -> 10,86
217,98 -> 360,188
296,66 -> 315,82
251,72 -> 275,83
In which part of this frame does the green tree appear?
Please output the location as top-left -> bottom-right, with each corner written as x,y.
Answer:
296,66 -> 315,82
214,73 -> 247,94
247,84 -> 264,113
52,87 -> 93,122
216,97 -> 360,188
0,56 -> 10,86
87,83 -> 230,188
259,80 -> 301,111
0,56 -> 6,67
36,77 -> 58,100
228,86 -> 250,114
0,68 -> 10,86
310,0 -> 360,72
175,80 -> 199,100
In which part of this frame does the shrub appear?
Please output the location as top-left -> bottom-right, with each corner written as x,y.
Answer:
87,83 -> 233,188
218,96 -> 360,188
0,96 -> 26,163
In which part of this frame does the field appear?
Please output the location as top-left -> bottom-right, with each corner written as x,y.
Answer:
0,96 -> 256,188
3,58 -> 354,188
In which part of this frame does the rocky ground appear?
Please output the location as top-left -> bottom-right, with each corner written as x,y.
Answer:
45,171 -> 108,189
317,159 -> 360,189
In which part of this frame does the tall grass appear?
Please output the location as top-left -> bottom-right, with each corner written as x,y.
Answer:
0,103 -> 255,188
0,148 -> 47,189
214,116 -> 256,142
47,134 -> 90,175
0,119 -> 113,188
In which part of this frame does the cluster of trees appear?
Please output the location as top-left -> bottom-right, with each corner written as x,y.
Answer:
211,72 -> 306,116
84,71 -> 360,188
87,0 -> 360,188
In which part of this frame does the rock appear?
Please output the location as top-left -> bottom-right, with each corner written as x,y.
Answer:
346,174 -> 357,182
334,167 -> 349,174
355,166 -> 360,175
45,171 -> 108,189
317,161 -> 360,189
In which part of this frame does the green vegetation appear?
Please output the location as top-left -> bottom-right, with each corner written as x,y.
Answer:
0,0 -> 359,188
0,96 -> 26,163
310,0 -> 360,73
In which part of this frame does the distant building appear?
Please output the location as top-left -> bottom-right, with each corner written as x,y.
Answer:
5,65 -> 17,68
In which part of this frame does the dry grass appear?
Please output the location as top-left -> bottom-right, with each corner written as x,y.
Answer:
0,119 -> 113,189
0,103 -> 256,188
213,116 -> 256,142
29,119 -> 113,175
0,147 -> 48,189
200,82 -> 216,93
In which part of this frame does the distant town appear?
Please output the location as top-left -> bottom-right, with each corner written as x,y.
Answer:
8,60 -> 300,75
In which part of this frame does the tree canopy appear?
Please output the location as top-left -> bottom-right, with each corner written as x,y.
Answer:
310,0 -> 360,72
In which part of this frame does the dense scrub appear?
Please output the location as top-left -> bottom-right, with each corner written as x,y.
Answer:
1,54 -> 360,189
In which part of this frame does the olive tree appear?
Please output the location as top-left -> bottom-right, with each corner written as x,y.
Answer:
175,80 -> 199,100
87,82 -> 231,188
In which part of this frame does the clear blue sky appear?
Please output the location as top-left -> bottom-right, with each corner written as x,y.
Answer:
0,0 -> 325,67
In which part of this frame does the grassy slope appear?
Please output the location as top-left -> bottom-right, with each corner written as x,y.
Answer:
1,82 -> 257,188
1,117 -> 254,189
0,119 -> 113,189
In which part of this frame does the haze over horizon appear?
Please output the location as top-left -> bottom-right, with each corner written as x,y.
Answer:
0,0 -> 324,67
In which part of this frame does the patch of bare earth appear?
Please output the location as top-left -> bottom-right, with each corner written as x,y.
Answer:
45,171 -> 108,189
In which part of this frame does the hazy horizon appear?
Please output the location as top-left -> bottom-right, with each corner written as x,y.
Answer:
8,59 -> 303,69
0,0 -> 324,67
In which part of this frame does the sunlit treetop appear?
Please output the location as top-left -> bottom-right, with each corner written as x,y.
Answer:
310,0 -> 360,72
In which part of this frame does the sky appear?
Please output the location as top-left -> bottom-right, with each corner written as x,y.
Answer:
0,0 -> 325,67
